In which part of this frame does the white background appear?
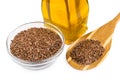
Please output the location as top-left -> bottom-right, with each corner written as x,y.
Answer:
0,0 -> 120,80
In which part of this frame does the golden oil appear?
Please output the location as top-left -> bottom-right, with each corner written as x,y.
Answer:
41,0 -> 89,44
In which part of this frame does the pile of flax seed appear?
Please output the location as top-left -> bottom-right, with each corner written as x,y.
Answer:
10,28 -> 62,62
70,39 -> 105,65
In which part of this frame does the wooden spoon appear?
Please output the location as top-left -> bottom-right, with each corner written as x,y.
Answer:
66,13 -> 120,70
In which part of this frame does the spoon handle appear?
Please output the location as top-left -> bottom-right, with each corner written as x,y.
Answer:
87,13 -> 120,47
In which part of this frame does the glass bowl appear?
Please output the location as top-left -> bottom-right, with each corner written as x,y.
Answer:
6,22 -> 64,70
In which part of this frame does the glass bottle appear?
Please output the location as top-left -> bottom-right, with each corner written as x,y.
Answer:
41,0 -> 89,44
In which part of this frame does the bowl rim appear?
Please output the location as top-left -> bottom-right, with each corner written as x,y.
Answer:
6,21 -> 64,65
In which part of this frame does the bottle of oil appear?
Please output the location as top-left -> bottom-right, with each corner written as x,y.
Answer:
41,0 -> 89,44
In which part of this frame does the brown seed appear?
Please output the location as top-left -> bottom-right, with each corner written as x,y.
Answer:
70,39 -> 105,65
10,27 -> 62,62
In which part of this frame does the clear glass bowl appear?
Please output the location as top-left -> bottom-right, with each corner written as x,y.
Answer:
6,22 -> 64,70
